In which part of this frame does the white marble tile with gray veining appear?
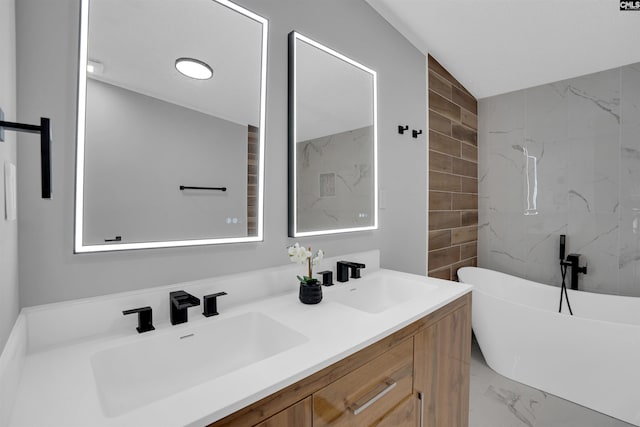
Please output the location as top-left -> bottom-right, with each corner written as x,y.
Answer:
523,135 -> 568,214
482,212 -> 528,278
296,126 -> 374,232
566,68 -> 620,217
567,132 -> 620,215
523,214 -> 568,286
470,340 -> 634,427
567,213 -> 620,294
476,63 -> 640,297
525,81 -> 569,144
617,62 -> 640,296
567,68 -> 620,134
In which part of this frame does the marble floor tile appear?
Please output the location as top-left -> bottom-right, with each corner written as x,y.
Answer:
469,339 -> 633,427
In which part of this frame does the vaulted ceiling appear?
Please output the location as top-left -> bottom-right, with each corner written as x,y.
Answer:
366,0 -> 640,99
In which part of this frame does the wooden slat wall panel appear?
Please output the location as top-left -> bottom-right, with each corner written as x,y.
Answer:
247,125 -> 259,236
428,55 -> 478,281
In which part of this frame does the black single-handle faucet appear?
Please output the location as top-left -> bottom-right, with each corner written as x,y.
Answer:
318,270 -> 334,286
203,292 -> 227,317
336,261 -> 366,282
564,253 -> 587,290
122,306 -> 155,333
170,290 -> 200,325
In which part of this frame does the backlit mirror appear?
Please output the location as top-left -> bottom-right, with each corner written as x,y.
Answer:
75,0 -> 267,252
288,32 -> 378,237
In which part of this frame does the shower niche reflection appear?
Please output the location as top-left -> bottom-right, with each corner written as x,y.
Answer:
288,31 -> 378,237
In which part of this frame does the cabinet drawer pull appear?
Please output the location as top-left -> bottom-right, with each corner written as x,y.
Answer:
418,391 -> 424,427
351,380 -> 397,415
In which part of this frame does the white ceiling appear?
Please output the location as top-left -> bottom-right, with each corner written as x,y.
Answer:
87,0 -> 263,126
87,1 -> 374,140
365,0 -> 640,99
296,37 -> 375,142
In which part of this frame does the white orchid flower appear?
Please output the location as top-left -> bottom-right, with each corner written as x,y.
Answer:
312,249 -> 324,266
288,242 -> 309,265
287,244 -> 325,283
287,242 -> 299,257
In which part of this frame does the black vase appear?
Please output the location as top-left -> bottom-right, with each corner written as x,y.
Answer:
299,279 -> 322,304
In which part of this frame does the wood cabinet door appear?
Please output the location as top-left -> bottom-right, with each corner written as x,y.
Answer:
414,302 -> 471,427
253,397 -> 312,427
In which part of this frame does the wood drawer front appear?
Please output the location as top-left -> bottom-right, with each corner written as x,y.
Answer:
372,394 -> 417,427
253,397 -> 311,427
313,338 -> 414,427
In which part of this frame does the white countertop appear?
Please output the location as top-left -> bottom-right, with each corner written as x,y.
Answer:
3,254 -> 471,427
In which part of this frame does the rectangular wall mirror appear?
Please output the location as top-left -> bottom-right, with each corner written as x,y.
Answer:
288,32 -> 378,237
75,0 -> 268,252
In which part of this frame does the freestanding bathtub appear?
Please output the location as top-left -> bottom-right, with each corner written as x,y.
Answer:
458,267 -> 640,426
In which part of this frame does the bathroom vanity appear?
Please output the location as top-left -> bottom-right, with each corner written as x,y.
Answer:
213,292 -> 471,427
0,251 -> 471,426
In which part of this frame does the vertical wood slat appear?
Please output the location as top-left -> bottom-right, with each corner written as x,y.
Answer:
428,55 -> 478,278
247,125 -> 259,236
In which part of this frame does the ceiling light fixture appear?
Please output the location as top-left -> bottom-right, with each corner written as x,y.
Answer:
175,58 -> 213,80
87,59 -> 104,74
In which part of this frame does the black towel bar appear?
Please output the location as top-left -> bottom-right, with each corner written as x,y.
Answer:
179,185 -> 227,192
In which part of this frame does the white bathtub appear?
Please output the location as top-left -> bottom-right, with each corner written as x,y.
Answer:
458,267 -> 640,426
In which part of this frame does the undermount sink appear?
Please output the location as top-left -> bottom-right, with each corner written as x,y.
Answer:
91,312 -> 308,417
328,273 -> 438,313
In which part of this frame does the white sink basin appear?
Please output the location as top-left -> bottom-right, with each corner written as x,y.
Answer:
91,312 -> 308,417
328,273 -> 438,313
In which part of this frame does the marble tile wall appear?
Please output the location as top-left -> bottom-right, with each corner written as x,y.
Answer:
478,62 -> 640,296
428,55 -> 479,280
296,126 -> 374,232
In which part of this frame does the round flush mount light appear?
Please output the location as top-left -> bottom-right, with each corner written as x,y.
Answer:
175,58 -> 213,80
87,59 -> 104,75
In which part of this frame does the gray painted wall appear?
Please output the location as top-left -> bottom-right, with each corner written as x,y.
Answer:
84,79 -> 248,245
0,0 -> 18,352
16,0 -> 427,307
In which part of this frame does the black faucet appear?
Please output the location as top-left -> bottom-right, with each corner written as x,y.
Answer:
564,253 -> 587,290
122,306 -> 155,333
318,270 -> 334,286
202,292 -> 227,317
170,291 -> 200,325
336,261 -> 366,282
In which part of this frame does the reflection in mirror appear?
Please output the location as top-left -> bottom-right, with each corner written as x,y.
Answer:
75,0 -> 267,252
288,32 -> 378,237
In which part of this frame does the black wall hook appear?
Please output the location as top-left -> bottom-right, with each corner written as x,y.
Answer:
0,108 -> 52,199
412,129 -> 423,138
398,125 -> 409,135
